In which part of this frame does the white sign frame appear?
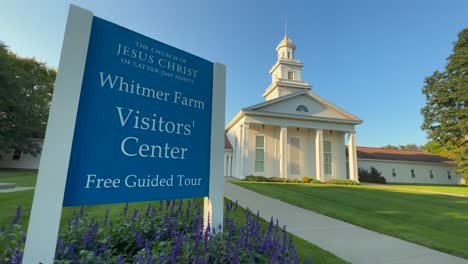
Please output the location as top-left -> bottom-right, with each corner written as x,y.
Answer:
23,5 -> 225,263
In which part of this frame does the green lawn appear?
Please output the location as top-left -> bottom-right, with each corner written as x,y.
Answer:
0,169 -> 37,187
233,181 -> 468,259
386,184 -> 468,195
0,169 -> 347,264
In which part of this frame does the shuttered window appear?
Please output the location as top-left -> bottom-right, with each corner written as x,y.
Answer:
255,135 -> 265,172
324,141 -> 332,176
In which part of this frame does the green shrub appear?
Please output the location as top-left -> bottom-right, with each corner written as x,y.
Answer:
358,167 -> 387,184
286,178 -> 300,183
309,179 -> 323,184
267,177 -> 286,182
244,175 -> 268,182
325,179 -> 360,185
301,176 -> 310,183
244,176 -> 308,184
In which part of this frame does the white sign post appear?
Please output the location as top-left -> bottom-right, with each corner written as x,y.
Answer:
23,5 -> 92,264
205,63 -> 226,232
23,4 -> 225,263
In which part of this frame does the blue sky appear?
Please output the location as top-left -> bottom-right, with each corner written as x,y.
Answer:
1,0 -> 467,147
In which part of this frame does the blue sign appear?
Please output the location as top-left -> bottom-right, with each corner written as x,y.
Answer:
63,17 -> 213,206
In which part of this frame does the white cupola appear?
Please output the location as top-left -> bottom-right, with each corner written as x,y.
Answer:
263,35 -> 312,100
276,35 -> 296,60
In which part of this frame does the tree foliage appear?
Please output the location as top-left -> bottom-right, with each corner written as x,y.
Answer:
422,141 -> 454,158
0,43 -> 56,157
382,144 -> 422,151
421,28 -> 468,178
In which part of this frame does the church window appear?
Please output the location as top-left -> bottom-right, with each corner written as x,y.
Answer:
255,135 -> 265,172
447,170 -> 452,179
429,170 -> 434,179
287,71 -> 294,80
411,169 -> 415,178
392,168 -> 396,177
12,149 -> 22,161
296,105 -> 308,112
287,51 -> 291,59
324,141 -> 332,176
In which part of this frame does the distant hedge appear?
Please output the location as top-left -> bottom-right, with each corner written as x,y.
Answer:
243,176 -> 359,185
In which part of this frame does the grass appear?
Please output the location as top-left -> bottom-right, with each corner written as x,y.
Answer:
0,169 -> 348,264
233,181 -> 468,259
386,183 -> 468,195
0,169 -> 37,187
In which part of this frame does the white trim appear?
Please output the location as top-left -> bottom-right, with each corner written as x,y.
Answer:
262,81 -> 311,98
244,110 -> 362,125
23,5 -> 93,263
225,111 -> 245,133
268,59 -> 303,74
204,63 -> 226,233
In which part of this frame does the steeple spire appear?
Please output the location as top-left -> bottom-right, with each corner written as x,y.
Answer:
285,19 -> 287,37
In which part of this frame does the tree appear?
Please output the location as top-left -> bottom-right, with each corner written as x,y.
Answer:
382,145 -> 399,150
382,144 -> 422,151
0,43 -> 56,157
421,28 -> 468,178
422,141 -> 454,158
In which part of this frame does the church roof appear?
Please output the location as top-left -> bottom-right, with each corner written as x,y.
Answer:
347,146 -> 456,165
276,35 -> 296,51
225,134 -> 233,150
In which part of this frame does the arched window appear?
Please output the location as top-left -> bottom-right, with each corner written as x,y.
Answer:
296,105 -> 308,112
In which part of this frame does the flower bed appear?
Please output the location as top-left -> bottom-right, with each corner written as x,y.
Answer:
0,200 -> 303,264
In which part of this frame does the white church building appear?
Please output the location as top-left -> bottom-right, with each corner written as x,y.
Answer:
223,35 -> 463,184
224,35 -> 362,182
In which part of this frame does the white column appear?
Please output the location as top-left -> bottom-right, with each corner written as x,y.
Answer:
348,131 -> 359,182
241,123 -> 250,178
279,126 -> 288,179
315,129 -> 324,181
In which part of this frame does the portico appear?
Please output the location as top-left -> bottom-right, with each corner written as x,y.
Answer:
225,35 -> 362,181
227,118 -> 360,181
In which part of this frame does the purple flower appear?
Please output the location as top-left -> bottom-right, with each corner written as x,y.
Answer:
67,242 -> 80,263
104,208 -> 110,225
135,232 -> 144,248
132,209 -> 139,222
10,247 -> 22,264
122,203 -> 129,217
145,204 -> 151,217
10,206 -> 22,226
